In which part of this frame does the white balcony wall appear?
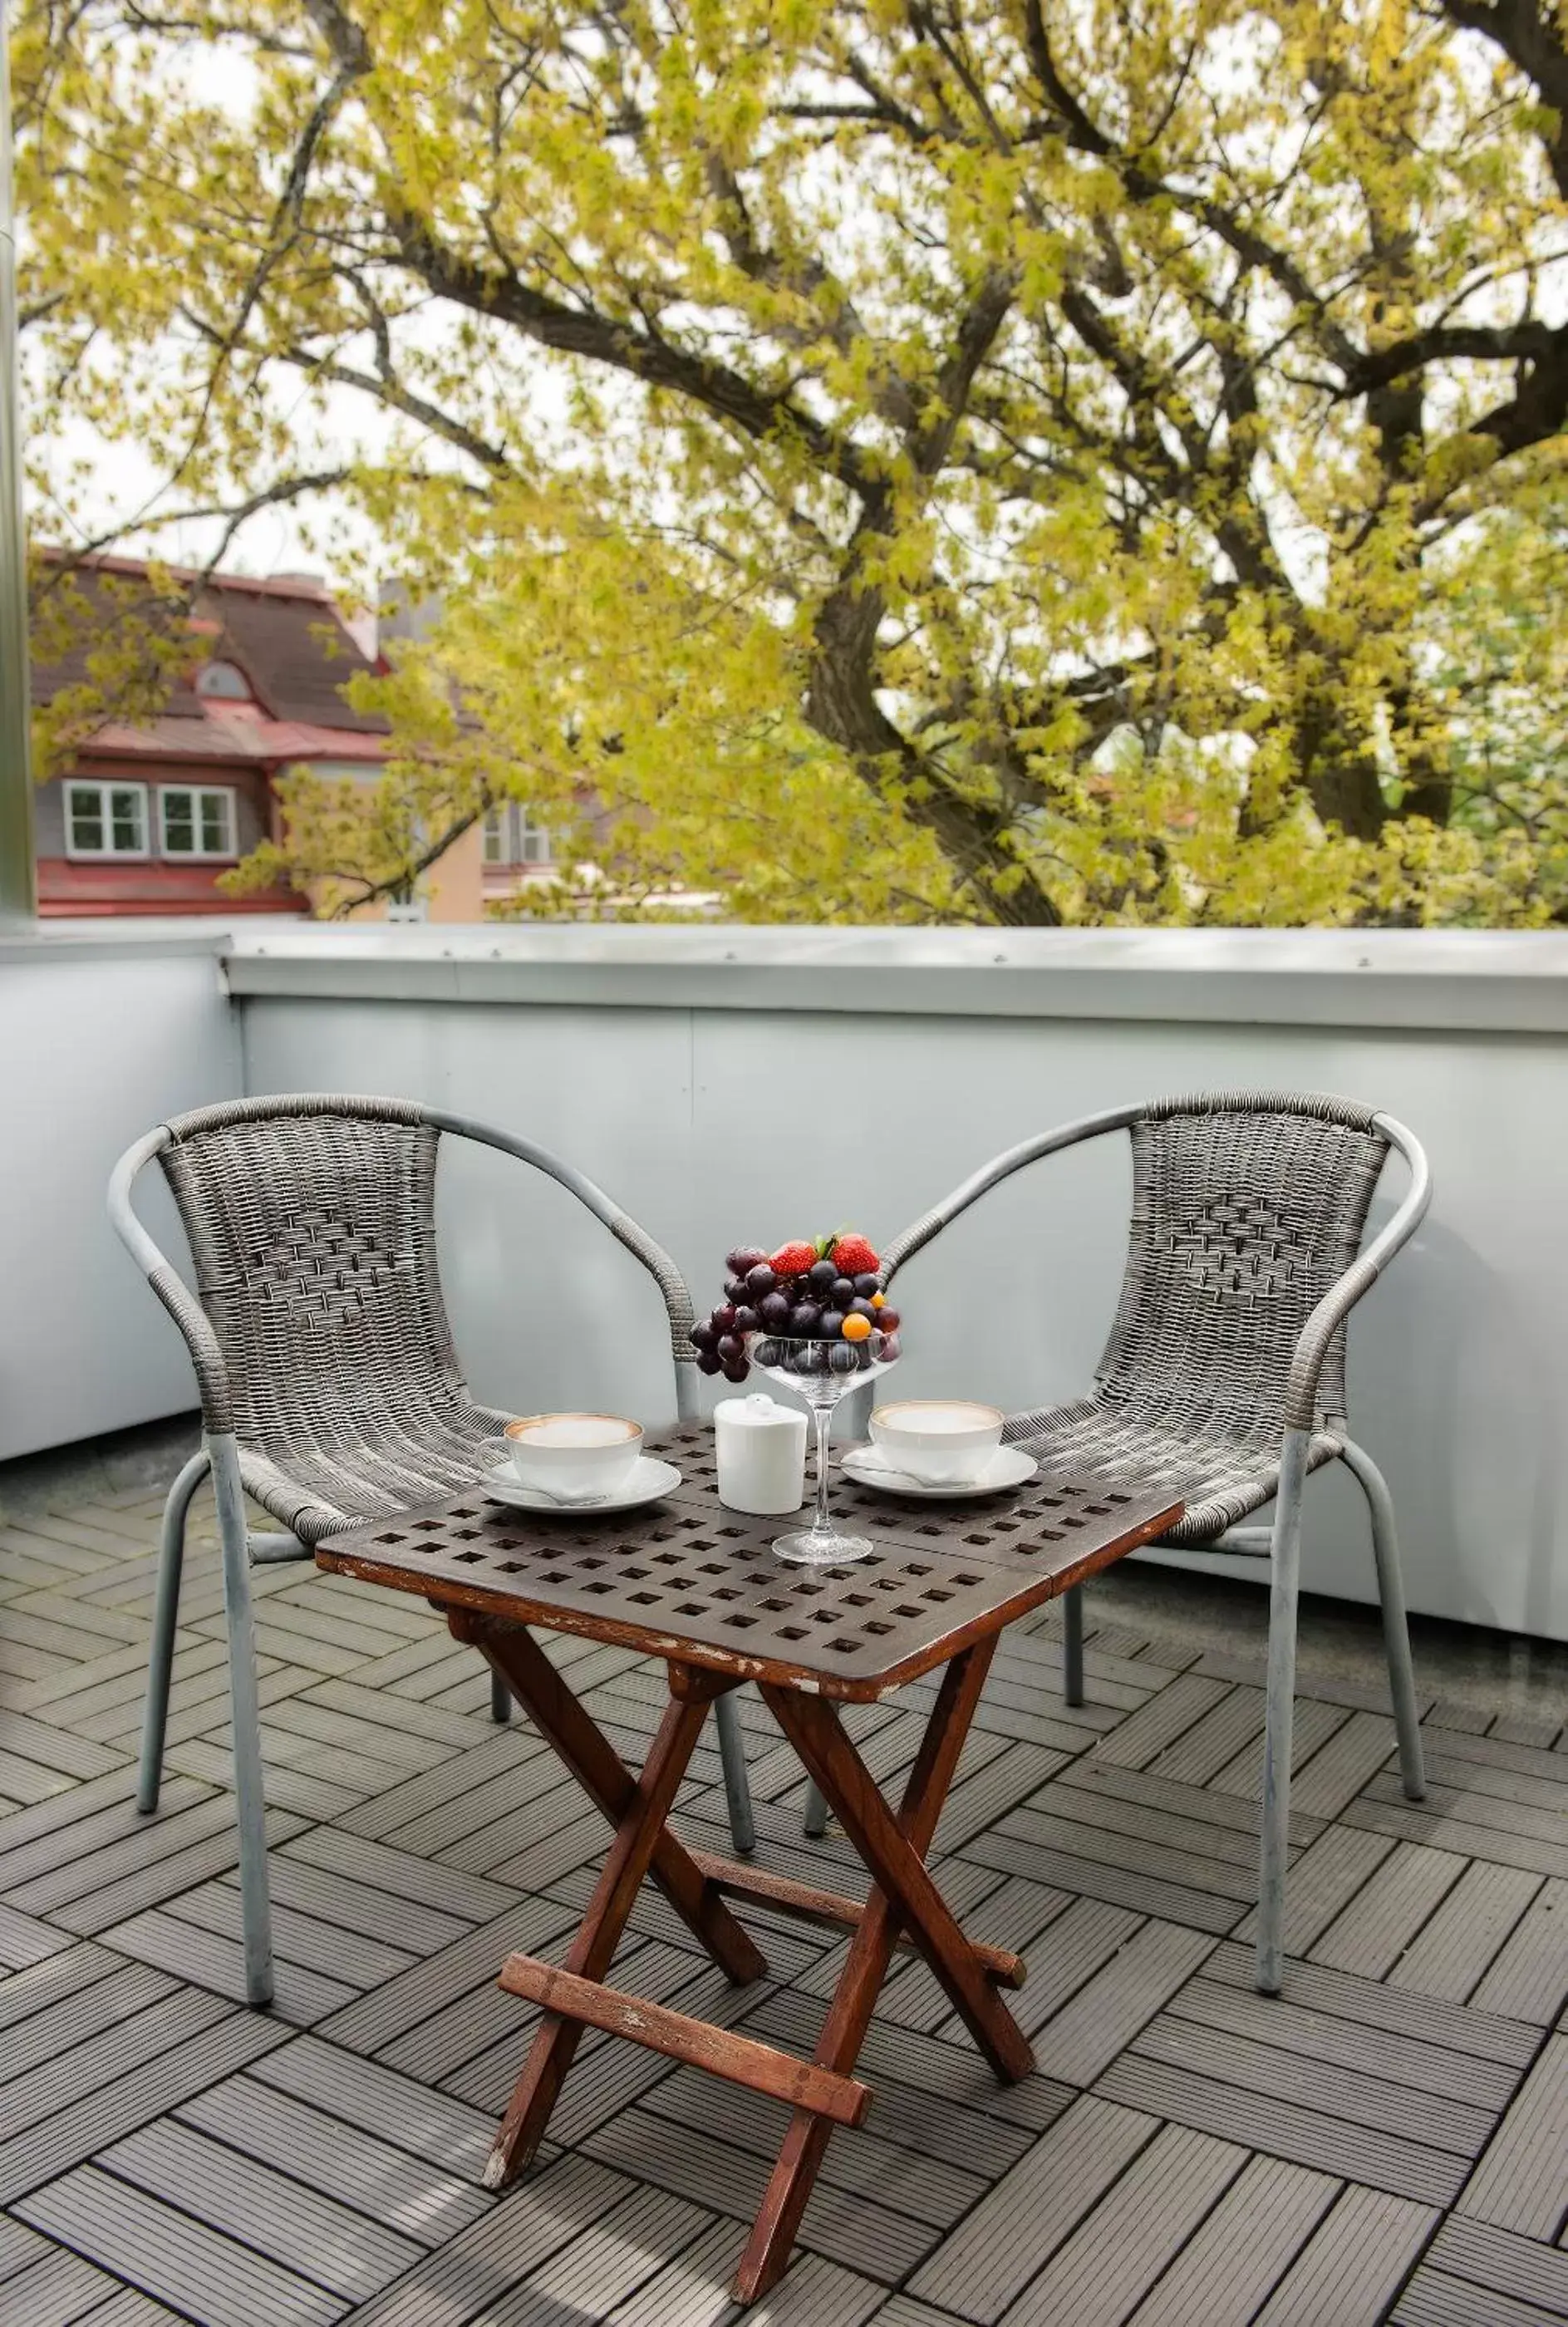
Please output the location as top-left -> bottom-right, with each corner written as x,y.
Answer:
0,930 -> 241,1460
6,922 -> 1568,1641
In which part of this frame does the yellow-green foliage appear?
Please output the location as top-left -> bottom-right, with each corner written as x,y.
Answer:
14,0 -> 1568,922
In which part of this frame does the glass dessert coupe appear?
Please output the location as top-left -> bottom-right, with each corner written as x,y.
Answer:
746,1327 -> 900,1565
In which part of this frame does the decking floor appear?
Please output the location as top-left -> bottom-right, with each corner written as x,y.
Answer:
2,1478 -> 1567,2326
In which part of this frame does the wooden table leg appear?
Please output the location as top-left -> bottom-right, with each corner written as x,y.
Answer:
733,1641 -> 1010,2305
452,1613 -> 765,1987
766,1685 -> 1035,2084
484,1666 -> 727,2189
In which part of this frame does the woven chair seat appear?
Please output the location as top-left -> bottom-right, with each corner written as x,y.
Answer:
1002,1399 -> 1343,1546
236,1400 -> 513,1547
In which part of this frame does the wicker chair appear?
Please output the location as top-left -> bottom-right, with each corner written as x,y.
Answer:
828,1091 -> 1429,1994
110,1094 -> 756,2008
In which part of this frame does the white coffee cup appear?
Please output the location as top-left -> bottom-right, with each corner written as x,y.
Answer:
868,1400 -> 1005,1486
504,1413 -> 643,1497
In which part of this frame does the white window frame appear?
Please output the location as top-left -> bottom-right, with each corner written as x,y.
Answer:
483,803 -> 553,866
158,785 -> 238,862
63,780 -> 150,859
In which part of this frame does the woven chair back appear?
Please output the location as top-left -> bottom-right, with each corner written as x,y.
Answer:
158,1101 -> 465,1461
1097,1096 -> 1389,1442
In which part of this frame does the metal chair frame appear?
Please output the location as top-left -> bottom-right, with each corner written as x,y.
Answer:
110,1092 -> 757,2008
802,1091 -> 1429,1993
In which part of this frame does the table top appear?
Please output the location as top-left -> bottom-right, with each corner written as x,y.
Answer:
316,1428 -> 1182,1702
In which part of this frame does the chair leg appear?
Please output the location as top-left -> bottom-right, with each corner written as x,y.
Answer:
491,1669 -> 512,1724
137,1449 -> 210,1815
209,1432 -> 275,2009
714,1689 -> 756,1857
1339,1438 -> 1426,1803
1256,1427 -> 1309,1996
803,1779 -> 828,1839
1062,1584 -> 1084,1707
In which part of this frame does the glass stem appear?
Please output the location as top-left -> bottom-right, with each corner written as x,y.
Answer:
812,1404 -> 834,1538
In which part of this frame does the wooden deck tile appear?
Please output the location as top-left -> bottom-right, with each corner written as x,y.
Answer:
1127,2153 -> 1338,2325
17,2162 -> 347,2327
1000,2123 -> 1246,2327
907,2093 -> 1158,2320
1457,2032 -> 1568,2238
1310,1840 -> 1468,1979
101,2116 -> 425,2300
1472,1877 -> 1568,2024
1251,2186 -> 1438,2325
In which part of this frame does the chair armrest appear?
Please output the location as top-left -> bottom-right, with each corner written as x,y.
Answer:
1282,1114 -> 1431,1432
107,1129 -> 236,1434
880,1103 -> 1144,1286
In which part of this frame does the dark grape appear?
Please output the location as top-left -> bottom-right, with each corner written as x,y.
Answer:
877,1306 -> 901,1331
855,1344 -> 874,1370
808,1257 -> 838,1291
828,1343 -> 860,1375
758,1291 -> 792,1330
789,1300 -> 823,1335
880,1332 -> 902,1361
724,1275 -> 748,1304
848,1296 -> 877,1321
712,1303 -> 737,1334
690,1322 -> 715,1351
726,1246 -> 769,1276
732,1305 -> 760,1334
696,1350 -> 722,1375
831,1277 -> 857,1307
818,1308 -> 846,1338
715,1333 -> 744,1363
795,1344 -> 828,1374
853,1273 -> 881,1300
745,1262 -> 777,1299
721,1359 -> 750,1384
752,1336 -> 781,1367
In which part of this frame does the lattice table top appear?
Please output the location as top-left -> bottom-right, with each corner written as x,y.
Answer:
316,1427 -> 1182,1701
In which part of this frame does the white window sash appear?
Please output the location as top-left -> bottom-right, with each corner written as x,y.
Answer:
64,780 -> 150,859
158,785 -> 237,861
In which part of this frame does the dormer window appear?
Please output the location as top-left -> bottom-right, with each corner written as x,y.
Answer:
194,659 -> 252,701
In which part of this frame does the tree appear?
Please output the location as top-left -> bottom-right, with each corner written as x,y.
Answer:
12,0 -> 1568,923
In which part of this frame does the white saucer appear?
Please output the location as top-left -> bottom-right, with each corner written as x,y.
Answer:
479,1455 -> 683,1515
841,1444 -> 1039,1499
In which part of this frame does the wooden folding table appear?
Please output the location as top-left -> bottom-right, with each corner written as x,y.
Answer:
317,1426 -> 1181,2304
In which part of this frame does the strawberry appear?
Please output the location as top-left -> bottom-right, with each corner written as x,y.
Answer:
828,1232 -> 880,1277
769,1239 -> 819,1279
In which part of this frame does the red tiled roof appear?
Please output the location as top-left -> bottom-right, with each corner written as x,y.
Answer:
29,552 -> 386,738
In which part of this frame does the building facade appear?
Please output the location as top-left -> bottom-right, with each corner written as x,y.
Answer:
32,557 -> 387,918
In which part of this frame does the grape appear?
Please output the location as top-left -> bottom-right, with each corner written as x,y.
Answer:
789,1300 -> 823,1335
848,1296 -> 877,1321
853,1273 -> 881,1300
724,1275 -> 748,1304
855,1344 -> 874,1370
831,1277 -> 857,1307
808,1257 -> 838,1291
691,1324 -> 717,1352
877,1306 -> 901,1331
712,1303 -> 737,1334
726,1246 -> 769,1276
795,1344 -> 828,1375
828,1343 -> 860,1375
745,1262 -> 777,1299
880,1332 -> 902,1361
759,1291 -> 792,1330
722,1360 -> 750,1384
818,1308 -> 846,1339
696,1350 -> 722,1375
752,1336 -> 781,1367
732,1305 -> 760,1334
715,1333 -> 744,1363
